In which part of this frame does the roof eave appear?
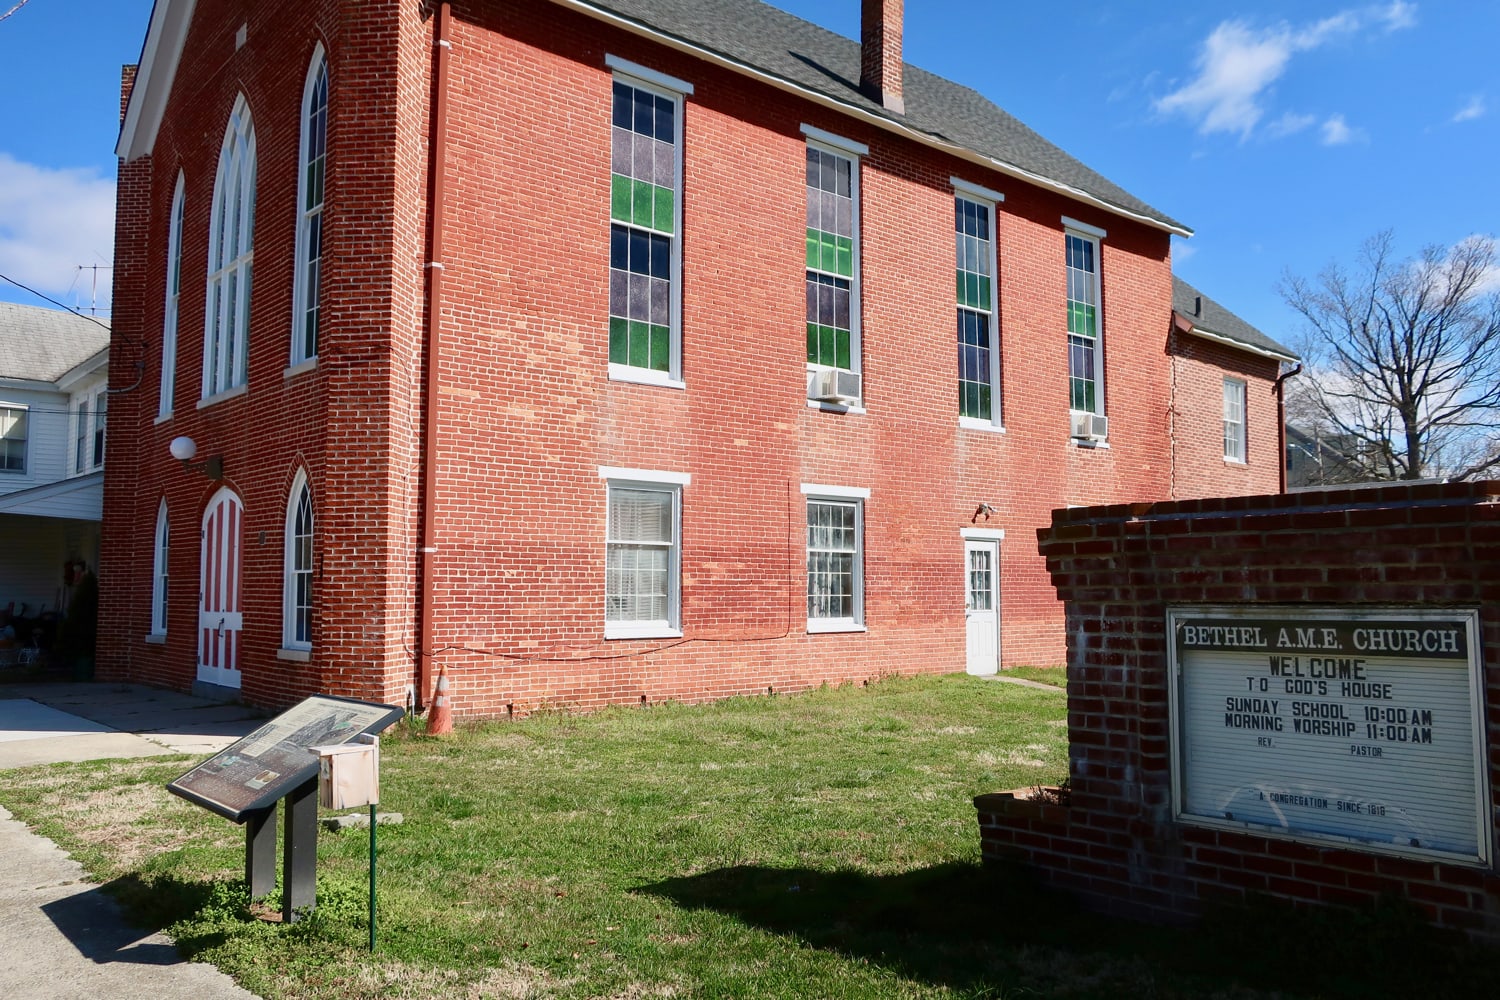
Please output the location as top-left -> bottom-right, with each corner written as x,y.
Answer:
1176,316 -> 1298,363
116,0 -> 198,161
546,0 -> 1193,237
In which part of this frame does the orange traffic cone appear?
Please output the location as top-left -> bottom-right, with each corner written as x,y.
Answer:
427,665 -> 453,735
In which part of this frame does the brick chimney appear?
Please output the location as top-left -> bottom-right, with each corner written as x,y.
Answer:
860,0 -> 904,114
119,64 -> 138,125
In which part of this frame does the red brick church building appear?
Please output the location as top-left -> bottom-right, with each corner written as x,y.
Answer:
101,0 -> 1293,714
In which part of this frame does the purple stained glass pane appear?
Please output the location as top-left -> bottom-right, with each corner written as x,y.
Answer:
834,157 -> 850,197
629,273 -> 650,320
817,281 -> 834,326
612,126 -> 631,176
653,138 -> 674,188
649,275 -> 669,324
609,269 -> 629,314
833,282 -> 850,328
633,132 -> 652,182
805,278 -> 817,320
835,196 -> 851,238
806,146 -> 820,188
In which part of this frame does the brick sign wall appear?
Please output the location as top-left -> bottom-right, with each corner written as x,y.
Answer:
975,481 -> 1500,940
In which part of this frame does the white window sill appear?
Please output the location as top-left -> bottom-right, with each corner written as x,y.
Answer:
153,412 -> 173,425
1071,438 -> 1110,449
806,620 -> 867,634
197,384 -> 248,409
1224,456 -> 1247,466
604,624 -> 683,641
143,633 -> 166,645
959,417 -> 1006,434
609,364 -> 685,390
276,647 -> 312,662
283,358 -> 318,380
806,399 -> 866,414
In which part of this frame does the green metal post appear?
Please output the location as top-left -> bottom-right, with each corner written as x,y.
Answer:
369,803 -> 377,951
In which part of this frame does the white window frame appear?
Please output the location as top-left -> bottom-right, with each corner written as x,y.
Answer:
1223,376 -> 1247,463
203,94 -> 257,403
290,45 -> 327,372
599,465 -> 689,639
159,172 -> 184,420
0,404 -> 28,475
150,500 -> 169,637
1064,218 -> 1106,428
801,483 -> 869,633
954,183 -> 1003,432
803,126 -> 865,406
73,397 -> 90,474
606,57 -> 690,389
282,470 -> 314,652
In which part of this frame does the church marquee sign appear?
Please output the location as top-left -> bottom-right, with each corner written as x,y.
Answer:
1167,606 -> 1490,866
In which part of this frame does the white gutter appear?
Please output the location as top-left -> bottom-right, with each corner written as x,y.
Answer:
1179,320 -> 1298,363
546,0 -> 1193,237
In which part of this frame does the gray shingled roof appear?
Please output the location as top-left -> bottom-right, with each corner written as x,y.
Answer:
584,0 -> 1187,232
0,302 -> 111,382
1172,276 -> 1297,362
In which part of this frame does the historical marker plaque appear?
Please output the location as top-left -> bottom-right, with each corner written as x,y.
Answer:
1167,607 -> 1489,865
168,695 -> 404,822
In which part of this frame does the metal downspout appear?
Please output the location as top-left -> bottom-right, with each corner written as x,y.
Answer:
417,2 -> 452,710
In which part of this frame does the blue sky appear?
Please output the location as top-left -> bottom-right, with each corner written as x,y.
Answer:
0,0 -> 1495,346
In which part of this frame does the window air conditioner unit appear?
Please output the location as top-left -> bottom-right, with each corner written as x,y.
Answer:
1070,410 -> 1108,441
812,368 -> 861,404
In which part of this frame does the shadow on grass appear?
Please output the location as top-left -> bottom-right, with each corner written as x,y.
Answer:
639,862 -> 1500,1000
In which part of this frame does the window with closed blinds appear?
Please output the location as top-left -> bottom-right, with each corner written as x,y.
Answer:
603,477 -> 684,636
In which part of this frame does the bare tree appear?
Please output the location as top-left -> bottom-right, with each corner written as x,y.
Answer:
1281,231 -> 1500,482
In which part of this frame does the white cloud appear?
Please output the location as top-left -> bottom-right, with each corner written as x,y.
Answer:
1320,114 -> 1366,145
1155,5 -> 1416,140
1267,111 -> 1317,138
0,153 -> 116,311
1452,95 -> 1486,123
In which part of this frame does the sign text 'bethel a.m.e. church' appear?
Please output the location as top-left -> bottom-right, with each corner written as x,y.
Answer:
1167,608 -> 1489,866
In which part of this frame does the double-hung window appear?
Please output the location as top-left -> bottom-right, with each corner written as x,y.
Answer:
292,48 -> 328,369
159,173 -> 184,418
1223,377 -> 1247,462
803,483 -> 868,632
73,389 -> 106,474
954,180 -> 1003,428
0,405 -> 27,473
1064,218 -> 1106,423
804,127 -> 865,403
601,466 -> 688,639
204,95 -> 257,400
607,57 -> 688,387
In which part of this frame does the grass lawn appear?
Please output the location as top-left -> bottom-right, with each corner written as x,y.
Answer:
3,674 -> 1495,999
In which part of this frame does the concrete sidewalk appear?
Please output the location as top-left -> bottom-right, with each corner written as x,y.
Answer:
0,682 -> 264,998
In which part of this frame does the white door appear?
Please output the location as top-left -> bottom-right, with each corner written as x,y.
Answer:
198,487 -> 244,689
965,539 -> 1000,675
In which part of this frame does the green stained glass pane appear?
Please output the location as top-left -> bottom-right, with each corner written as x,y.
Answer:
835,236 -> 853,278
609,317 -> 628,364
835,330 -> 850,370
955,271 -> 965,305
632,180 -> 654,228
1069,301 -> 1097,337
978,384 -> 991,418
978,275 -> 991,311
1071,379 -> 1096,413
806,230 -> 819,269
649,324 -> 669,371
819,325 -> 835,366
820,232 -> 837,273
807,322 -> 819,362
960,383 -> 975,418
629,321 -> 650,368
964,273 -> 979,309
654,186 -> 674,234
611,175 -> 632,223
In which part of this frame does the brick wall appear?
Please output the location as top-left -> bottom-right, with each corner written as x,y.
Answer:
976,481 -> 1500,940
103,1 -> 1271,715
1169,330 -> 1283,499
